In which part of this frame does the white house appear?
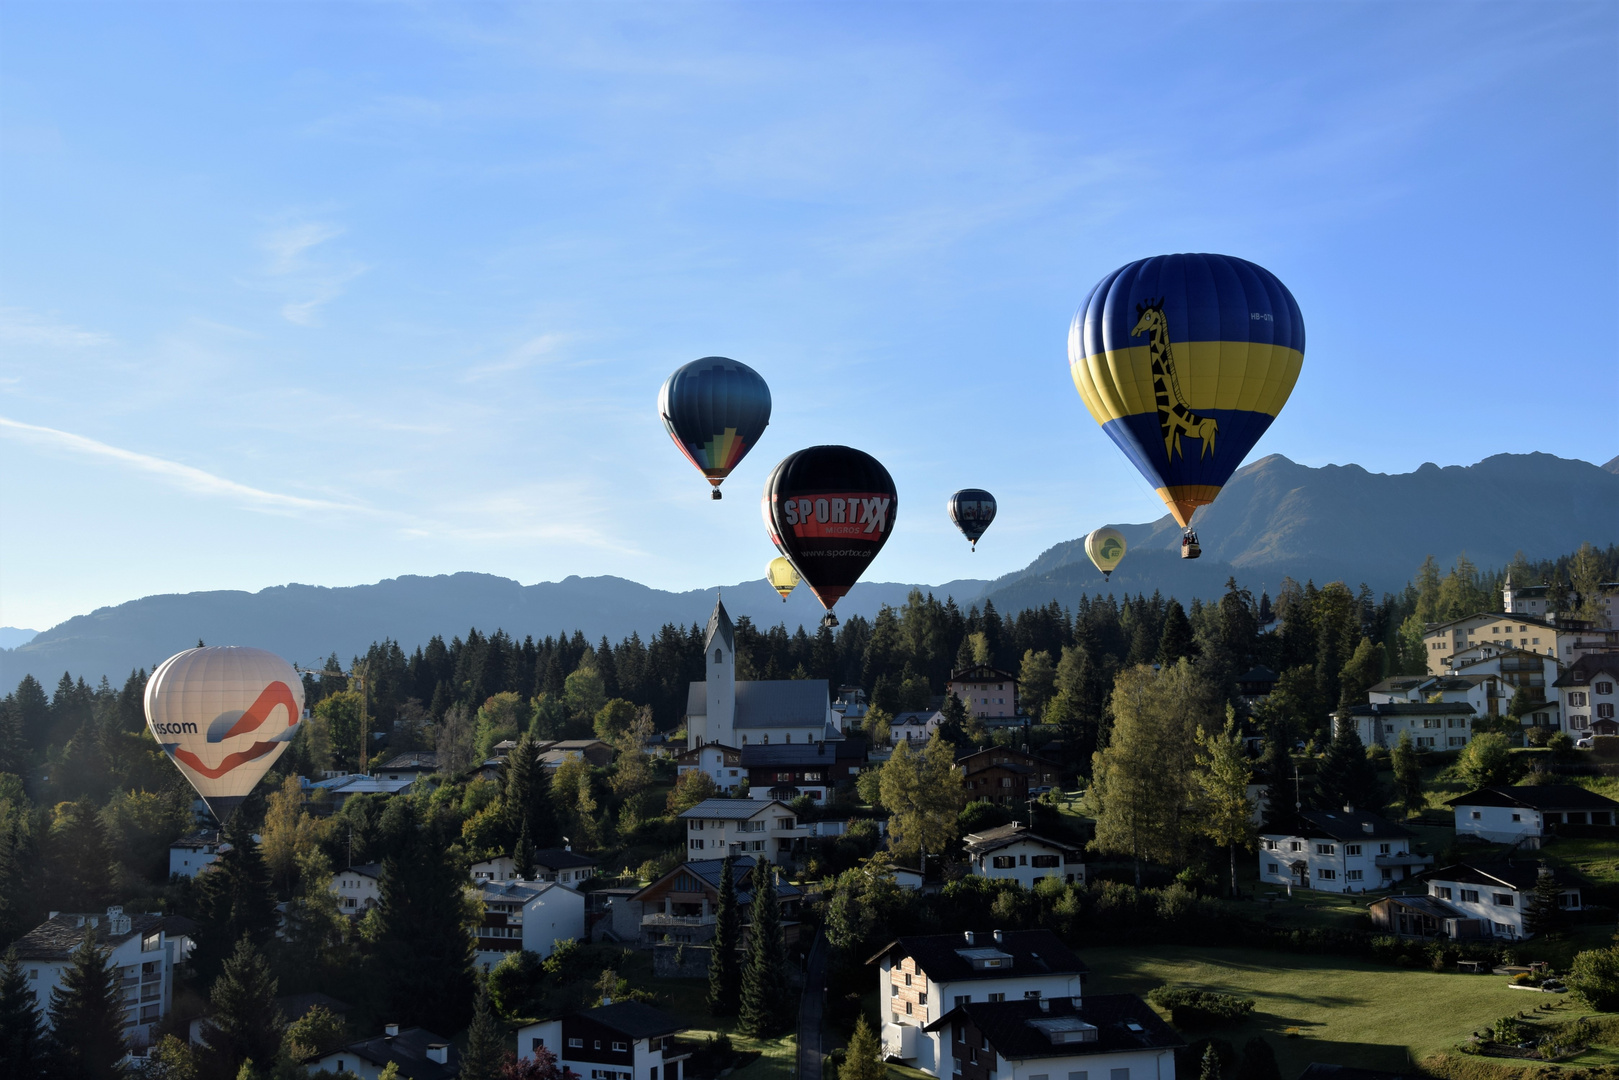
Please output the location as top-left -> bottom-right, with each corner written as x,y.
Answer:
871,929 -> 1088,1076
678,798 -> 797,861
1423,612 -> 1619,675
471,849 -> 598,887
330,863 -> 384,916
519,1000 -> 691,1080
475,879 -> 585,968
923,996 -> 1181,1080
1416,864 -> 1581,940
889,710 -> 944,745
168,831 -> 224,879
1449,784 -> 1619,844
674,742 -> 744,793
684,601 -> 842,749
1504,573 -> 1619,629
12,907 -> 174,1049
1555,653 -> 1619,736
962,823 -> 1086,888
1340,702 -> 1477,751
1258,810 -> 1431,892
307,1024 -> 460,1080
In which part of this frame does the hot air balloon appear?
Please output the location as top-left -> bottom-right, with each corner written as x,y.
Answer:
144,646 -> 304,822
1069,254 -> 1304,556
767,556 -> 800,602
947,489 -> 996,551
1085,527 -> 1127,580
763,446 -> 897,627
658,357 -> 772,499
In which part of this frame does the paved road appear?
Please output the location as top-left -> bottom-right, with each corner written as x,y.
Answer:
797,929 -> 830,1080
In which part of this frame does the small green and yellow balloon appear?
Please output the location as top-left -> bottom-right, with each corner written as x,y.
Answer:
767,556 -> 800,602
1084,527 -> 1127,581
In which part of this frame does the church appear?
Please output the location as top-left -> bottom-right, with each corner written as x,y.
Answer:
685,599 -> 844,749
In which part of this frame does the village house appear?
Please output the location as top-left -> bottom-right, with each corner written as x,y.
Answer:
957,747 -> 1062,807
1370,864 -> 1581,940
1258,809 -> 1431,892
306,774 -> 415,806
741,739 -> 864,802
685,601 -> 843,749
1340,701 -> 1477,750
330,863 -> 383,916
1555,653 -> 1619,736
168,830 -> 224,879
519,1000 -> 691,1080
674,742 -> 744,792
11,907 -> 174,1049
372,751 -> 440,782
678,797 -> 797,860
870,928 -> 1088,1076
946,665 -> 1020,719
890,710 -> 944,744
1423,612 -> 1618,676
1449,784 -> 1619,844
1449,647 -> 1565,727
308,1024 -> 460,1080
470,848 -> 598,887
924,995 -> 1181,1080
963,823 -> 1086,888
1503,573 -> 1619,628
541,739 -> 615,769
624,856 -> 803,948
475,879 -> 586,968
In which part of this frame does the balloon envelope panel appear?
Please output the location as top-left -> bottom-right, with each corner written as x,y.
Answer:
1085,527 -> 1127,575
1068,253 -> 1304,527
658,357 -> 772,487
764,446 -> 897,610
947,489 -> 997,544
144,646 -> 304,817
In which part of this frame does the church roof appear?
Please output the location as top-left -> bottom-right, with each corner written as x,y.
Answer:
686,679 -> 831,729
706,599 -> 735,653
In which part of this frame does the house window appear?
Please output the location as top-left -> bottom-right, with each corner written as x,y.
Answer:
1600,704 -> 1616,719
905,1001 -> 913,1015
612,1042 -> 627,1052
904,974 -> 912,986
1112,1070 -> 1131,1080
1069,1074 -> 1089,1080
955,995 -> 970,1006
1316,844 -> 1335,855
1494,894 -> 1514,907
569,1040 -> 584,1049
1019,855 -> 1027,866
1569,692 -> 1588,707
991,856 -> 1015,869
1470,811 -> 1481,820
1432,885 -> 1452,900
1031,855 -> 1060,868
1345,845 -> 1361,857
1461,890 -> 1479,902
1379,843 -> 1391,854
1317,869 -> 1336,880
1598,682 -> 1614,695
714,649 -> 723,664
1346,870 -> 1363,881
1267,863 -> 1279,874
1511,814 -> 1521,822
988,993 -> 1005,1002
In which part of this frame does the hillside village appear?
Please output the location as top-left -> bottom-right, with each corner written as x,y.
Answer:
4,546 -> 1619,1080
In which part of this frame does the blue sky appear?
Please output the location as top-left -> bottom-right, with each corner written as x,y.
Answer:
2,2 -> 1615,633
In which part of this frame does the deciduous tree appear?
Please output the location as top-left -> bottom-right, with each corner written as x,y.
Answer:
879,734 -> 963,868
1195,713 -> 1255,897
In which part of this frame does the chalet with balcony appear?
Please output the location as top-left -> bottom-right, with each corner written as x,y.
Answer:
925,995 -> 1181,1080
963,823 -> 1085,888
678,797 -> 798,860
474,879 -> 585,967
957,747 -> 1062,807
11,907 -> 174,1049
1259,809 -> 1431,892
628,856 -> 803,947
947,666 -> 1019,719
1449,784 -> 1619,844
741,740 -> 864,802
1370,863 -> 1581,940
519,1001 -> 691,1080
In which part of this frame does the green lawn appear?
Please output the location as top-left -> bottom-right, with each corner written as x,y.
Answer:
640,971 -> 797,1080
1081,943 -> 1532,1073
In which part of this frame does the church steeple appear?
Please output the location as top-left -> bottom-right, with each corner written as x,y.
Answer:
703,596 -> 736,748
706,598 -> 735,654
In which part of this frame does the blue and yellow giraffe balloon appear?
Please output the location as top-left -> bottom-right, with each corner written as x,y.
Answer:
1068,253 -> 1304,528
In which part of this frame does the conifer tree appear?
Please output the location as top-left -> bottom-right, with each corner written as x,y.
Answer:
0,946 -> 49,1080
370,801 -> 475,1031
1313,721 -> 1378,812
706,856 -> 741,1017
513,822 -> 536,880
504,733 -> 556,850
193,814 -> 277,985
1525,866 -> 1568,938
1391,730 -> 1424,816
1199,1044 -> 1222,1080
840,1016 -> 884,1080
462,979 -> 503,1080
43,798 -> 114,913
1157,600 -> 1194,666
738,858 -> 790,1037
47,929 -> 125,1080
198,939 -> 282,1080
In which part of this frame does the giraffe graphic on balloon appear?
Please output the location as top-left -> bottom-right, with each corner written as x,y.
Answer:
1131,298 -> 1218,463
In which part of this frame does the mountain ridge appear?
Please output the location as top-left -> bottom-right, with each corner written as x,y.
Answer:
5,452 -> 1615,687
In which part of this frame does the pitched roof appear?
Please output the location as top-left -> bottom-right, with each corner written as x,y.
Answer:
1237,665 -> 1279,683
341,863 -> 383,880
571,1001 -> 684,1040
480,879 -> 579,904
1373,894 -> 1462,920
949,665 -> 1019,683
1554,653 -> 1619,688
1421,863 -> 1543,891
685,680 -> 831,728
1424,612 -> 1560,633
373,751 -> 439,770
923,994 -> 1180,1059
706,599 -> 735,653
892,710 -> 943,726
315,1027 -> 459,1080
632,857 -> 802,906
678,797 -> 789,820
1447,785 -> 1619,812
11,911 -> 163,960
741,742 -> 842,767
866,929 -> 1086,981
1294,809 -> 1411,841
963,824 -> 1083,858
532,848 -> 597,870
676,742 -> 741,762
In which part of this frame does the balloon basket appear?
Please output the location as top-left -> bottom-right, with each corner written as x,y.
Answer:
821,612 -> 839,629
711,489 -> 722,500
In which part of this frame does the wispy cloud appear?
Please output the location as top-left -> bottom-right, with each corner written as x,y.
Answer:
260,221 -> 366,326
0,416 -> 362,514
462,332 -> 572,381
0,308 -> 112,348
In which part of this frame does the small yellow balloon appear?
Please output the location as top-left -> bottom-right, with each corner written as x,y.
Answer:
767,556 -> 801,602
1084,527 -> 1127,580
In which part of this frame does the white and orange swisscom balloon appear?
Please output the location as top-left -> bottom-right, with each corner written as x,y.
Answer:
144,647 -> 304,822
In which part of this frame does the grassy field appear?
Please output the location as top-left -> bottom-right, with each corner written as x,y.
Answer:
1082,943 -> 1534,1073
641,969 -> 797,1080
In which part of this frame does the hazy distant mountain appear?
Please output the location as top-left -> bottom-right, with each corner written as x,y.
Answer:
0,628 -> 38,650
4,452 -> 1614,688
1605,454 -> 1619,475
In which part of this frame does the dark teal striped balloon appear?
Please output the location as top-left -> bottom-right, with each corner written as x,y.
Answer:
658,357 -> 772,499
